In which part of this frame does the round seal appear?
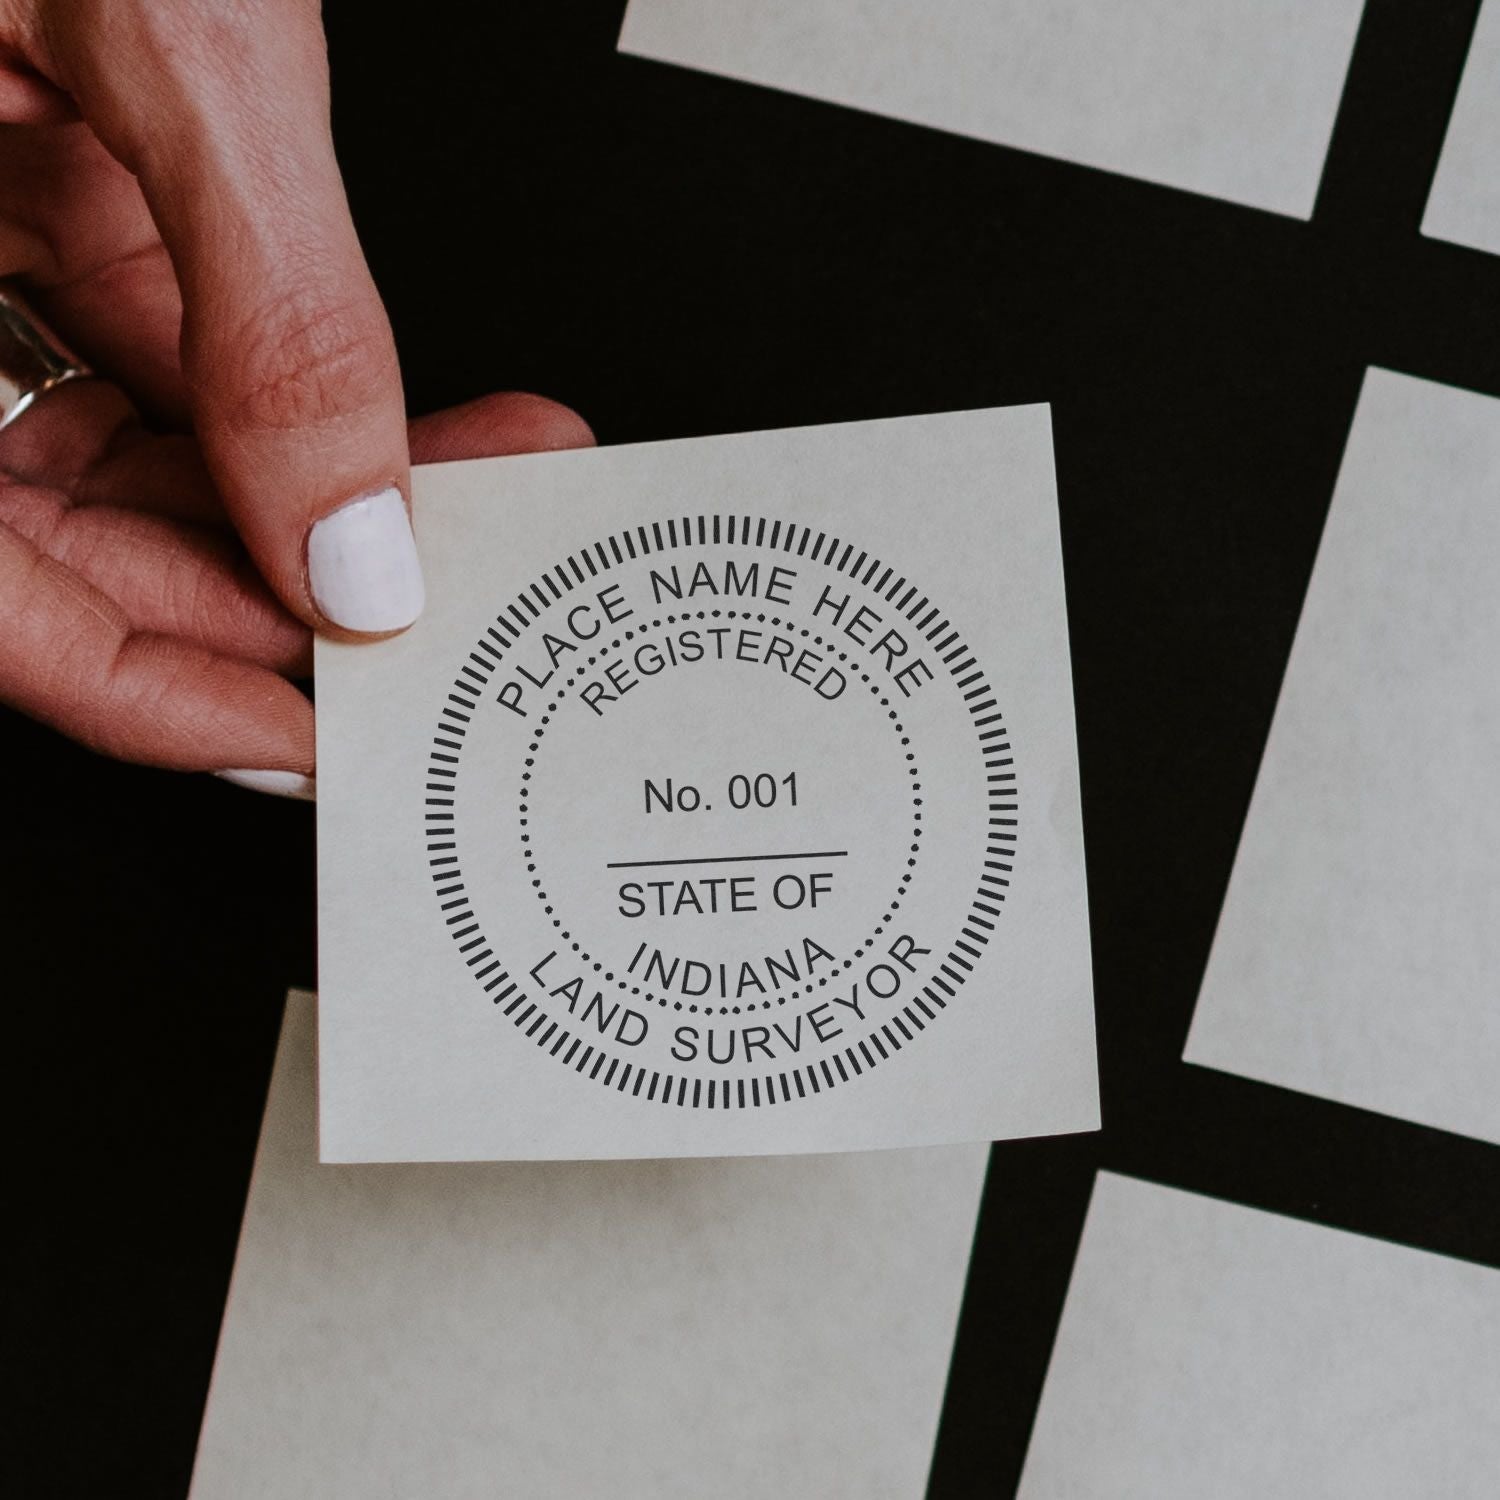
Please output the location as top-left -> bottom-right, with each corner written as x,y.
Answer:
425,513 -> 1017,1108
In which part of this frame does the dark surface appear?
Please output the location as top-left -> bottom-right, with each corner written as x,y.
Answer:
10,1 -> 1499,1495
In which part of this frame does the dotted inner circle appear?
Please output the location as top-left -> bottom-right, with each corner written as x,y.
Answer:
518,608 -> 924,1016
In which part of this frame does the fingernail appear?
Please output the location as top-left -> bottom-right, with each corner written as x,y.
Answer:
307,486 -> 424,633
215,769 -> 317,802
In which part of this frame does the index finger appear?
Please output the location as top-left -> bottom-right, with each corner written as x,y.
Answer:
37,0 -> 420,638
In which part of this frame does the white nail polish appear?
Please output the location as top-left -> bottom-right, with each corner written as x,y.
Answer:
215,769 -> 317,802
307,486 -> 425,633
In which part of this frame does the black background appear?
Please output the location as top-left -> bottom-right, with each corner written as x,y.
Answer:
11,2 -> 1500,1495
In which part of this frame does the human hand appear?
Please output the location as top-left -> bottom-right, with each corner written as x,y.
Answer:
0,1 -> 590,796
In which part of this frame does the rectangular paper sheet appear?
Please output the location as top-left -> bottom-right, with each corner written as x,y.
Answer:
317,405 -> 1096,1161
190,991 -> 988,1500
618,0 -> 1366,219
1018,1173 -> 1500,1499
1185,369 -> 1500,1144
1423,0 -> 1500,256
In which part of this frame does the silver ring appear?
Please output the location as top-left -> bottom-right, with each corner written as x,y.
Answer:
0,286 -> 92,431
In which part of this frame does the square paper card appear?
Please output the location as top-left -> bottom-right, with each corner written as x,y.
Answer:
191,992 -> 988,1499
1423,0 -> 1500,258
620,0 -> 1366,219
1185,370 -> 1500,1144
1018,1174 -> 1500,1498
317,406 -> 1096,1161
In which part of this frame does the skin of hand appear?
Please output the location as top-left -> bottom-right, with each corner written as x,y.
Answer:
0,0 -> 591,785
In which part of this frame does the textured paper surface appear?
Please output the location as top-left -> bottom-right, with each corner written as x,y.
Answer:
618,0 -> 1365,218
190,992 -> 988,1500
1018,1173 -> 1500,1498
1423,0 -> 1500,256
317,406 -> 1096,1161
1185,370 -> 1500,1144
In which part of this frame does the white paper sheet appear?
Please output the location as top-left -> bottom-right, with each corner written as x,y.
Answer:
189,992 -> 988,1500
1018,1173 -> 1500,1498
618,0 -> 1366,219
316,406 -> 1096,1161
1185,369 -> 1500,1144
1423,0 -> 1500,256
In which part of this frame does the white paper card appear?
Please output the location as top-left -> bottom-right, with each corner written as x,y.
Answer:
618,0 -> 1366,219
1185,370 -> 1500,1144
1018,1173 -> 1500,1499
1423,0 -> 1500,256
317,406 -> 1096,1161
190,992 -> 988,1500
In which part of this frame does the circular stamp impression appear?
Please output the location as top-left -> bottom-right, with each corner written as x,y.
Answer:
425,514 -> 1018,1109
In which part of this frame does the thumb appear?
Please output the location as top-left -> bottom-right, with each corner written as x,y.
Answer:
43,0 -> 420,637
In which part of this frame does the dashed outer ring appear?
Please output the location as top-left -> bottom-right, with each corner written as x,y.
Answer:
424,513 -> 1017,1109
